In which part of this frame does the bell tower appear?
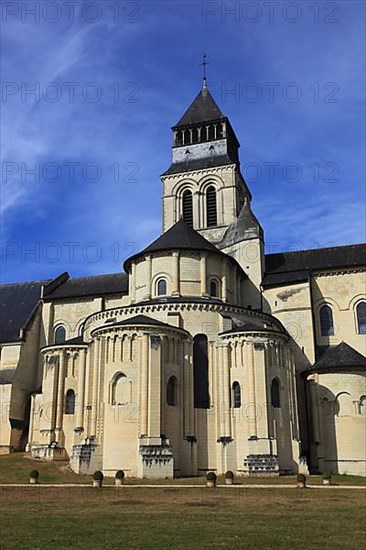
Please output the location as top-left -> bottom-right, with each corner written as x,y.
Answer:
161,58 -> 265,307
161,59 -> 252,245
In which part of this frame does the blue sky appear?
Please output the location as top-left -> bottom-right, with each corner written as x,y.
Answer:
1,0 -> 365,283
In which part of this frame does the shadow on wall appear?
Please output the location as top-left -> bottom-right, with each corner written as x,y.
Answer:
268,376 -> 299,475
193,334 -> 209,474
316,385 -> 339,474
8,314 -> 47,452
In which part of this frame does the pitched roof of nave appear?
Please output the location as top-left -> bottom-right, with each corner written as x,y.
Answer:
43,273 -> 128,300
307,342 -> 366,374
0,280 -> 48,343
124,218 -> 243,272
263,243 -> 366,287
174,87 -> 225,128
0,273 -> 128,344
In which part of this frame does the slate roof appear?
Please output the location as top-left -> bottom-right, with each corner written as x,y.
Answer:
0,368 -> 15,385
60,336 -> 87,346
162,154 -> 237,177
306,342 -> 366,374
221,199 -> 263,247
263,243 -> 365,287
64,336 -> 87,345
92,314 -> 181,334
44,273 -> 128,300
42,335 -> 88,350
0,280 -> 48,343
109,314 -> 173,328
0,273 -> 129,343
262,270 -> 309,287
174,88 -> 225,128
124,219 -> 239,272
220,320 -> 285,336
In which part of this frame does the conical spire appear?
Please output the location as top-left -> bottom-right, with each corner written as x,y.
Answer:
173,88 -> 224,128
221,199 -> 263,247
173,53 -> 224,127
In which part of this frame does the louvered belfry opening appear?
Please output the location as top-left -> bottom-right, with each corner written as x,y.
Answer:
206,185 -> 217,227
182,190 -> 193,227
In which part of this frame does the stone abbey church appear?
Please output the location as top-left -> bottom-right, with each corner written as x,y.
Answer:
1,78 -> 365,478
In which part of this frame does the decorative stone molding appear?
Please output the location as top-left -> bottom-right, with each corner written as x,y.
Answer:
84,299 -> 284,337
70,439 -> 101,474
217,436 -> 233,445
139,443 -> 174,466
254,342 -> 266,351
41,343 -> 88,354
139,440 -> 174,478
90,323 -> 189,342
162,164 -> 236,182
313,268 -> 365,278
31,443 -> 67,461
243,454 -> 279,475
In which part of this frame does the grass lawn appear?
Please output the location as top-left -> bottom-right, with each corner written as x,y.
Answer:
1,453 -> 365,486
0,485 -> 365,549
0,454 -> 365,548
0,453 -> 89,485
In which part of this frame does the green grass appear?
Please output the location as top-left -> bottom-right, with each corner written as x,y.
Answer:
1,453 -> 365,486
0,454 -> 365,548
0,453 -> 89,484
0,486 -> 365,549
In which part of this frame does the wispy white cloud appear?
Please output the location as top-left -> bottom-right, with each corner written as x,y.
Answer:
1,0 -> 364,282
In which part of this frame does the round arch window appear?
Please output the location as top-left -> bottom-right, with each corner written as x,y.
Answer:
54,325 -> 66,344
156,278 -> 167,296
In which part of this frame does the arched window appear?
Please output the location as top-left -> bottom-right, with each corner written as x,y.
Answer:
319,305 -> 334,336
232,382 -> 241,408
111,373 -> 130,405
166,376 -> 177,406
359,396 -> 366,415
54,325 -> 66,344
65,389 -> 75,414
192,127 -> 199,143
210,280 -> 218,297
176,130 -> 183,146
182,190 -> 193,227
183,129 -> 190,145
156,278 -> 167,296
336,392 -> 354,416
356,301 -> 366,334
271,379 -> 280,408
208,125 -> 215,140
193,334 -> 210,409
206,185 -> 217,227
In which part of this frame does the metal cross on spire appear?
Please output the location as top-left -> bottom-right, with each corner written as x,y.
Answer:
200,51 -> 209,84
